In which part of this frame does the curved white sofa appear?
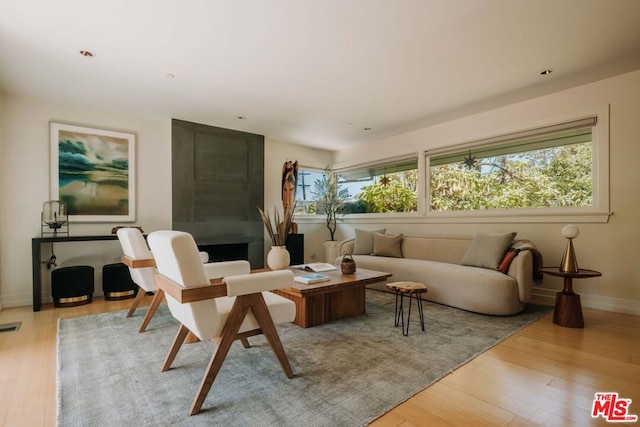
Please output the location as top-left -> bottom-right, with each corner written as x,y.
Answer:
337,234 -> 535,316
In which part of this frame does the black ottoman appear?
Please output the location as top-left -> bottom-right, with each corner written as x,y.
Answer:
51,266 -> 94,307
102,263 -> 138,300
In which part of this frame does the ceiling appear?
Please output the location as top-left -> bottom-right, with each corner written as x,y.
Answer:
2,0 -> 640,151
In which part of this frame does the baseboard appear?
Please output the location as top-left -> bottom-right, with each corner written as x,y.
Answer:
0,291 -> 104,309
0,292 -> 37,309
531,287 -> 640,317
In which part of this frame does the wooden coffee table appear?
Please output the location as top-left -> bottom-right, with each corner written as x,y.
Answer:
272,268 -> 392,328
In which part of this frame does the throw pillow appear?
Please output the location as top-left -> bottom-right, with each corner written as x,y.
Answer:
372,232 -> 403,258
461,232 -> 517,270
353,228 -> 386,255
498,248 -> 521,274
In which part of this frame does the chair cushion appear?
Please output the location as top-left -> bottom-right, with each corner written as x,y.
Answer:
148,231 -> 210,288
203,260 -> 250,279
117,227 -> 157,292
224,270 -> 293,296
213,292 -> 295,336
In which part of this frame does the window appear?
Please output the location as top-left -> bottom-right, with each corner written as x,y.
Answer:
294,157 -> 419,215
293,168 -> 353,216
337,157 -> 418,213
427,117 -> 599,213
293,168 -> 325,215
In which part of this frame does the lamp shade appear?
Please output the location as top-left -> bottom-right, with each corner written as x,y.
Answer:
42,200 -> 67,229
559,224 -> 579,273
561,224 -> 580,239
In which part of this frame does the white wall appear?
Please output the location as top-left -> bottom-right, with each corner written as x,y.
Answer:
263,138 -> 333,264
0,93 -> 171,308
2,69 -> 639,315
332,69 -> 640,315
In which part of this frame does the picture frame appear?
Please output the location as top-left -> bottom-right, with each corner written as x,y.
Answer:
50,122 -> 136,222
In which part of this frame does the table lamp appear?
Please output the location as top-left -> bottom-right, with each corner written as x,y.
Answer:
560,224 -> 579,273
41,200 -> 69,237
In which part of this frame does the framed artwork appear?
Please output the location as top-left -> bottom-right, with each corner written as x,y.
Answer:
50,122 -> 136,222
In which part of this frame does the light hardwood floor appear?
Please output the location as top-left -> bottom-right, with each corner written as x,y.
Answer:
1,296 -> 638,426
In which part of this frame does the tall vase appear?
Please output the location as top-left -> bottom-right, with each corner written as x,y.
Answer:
324,240 -> 340,264
267,245 -> 290,270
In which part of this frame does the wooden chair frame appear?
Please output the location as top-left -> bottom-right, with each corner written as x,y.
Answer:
121,256 -> 162,333
154,273 -> 294,415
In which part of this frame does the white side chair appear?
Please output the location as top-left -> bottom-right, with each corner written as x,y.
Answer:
147,230 -> 296,416
117,228 -> 160,332
117,227 -> 232,333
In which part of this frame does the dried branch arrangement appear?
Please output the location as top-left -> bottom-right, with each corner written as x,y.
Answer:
258,205 -> 295,246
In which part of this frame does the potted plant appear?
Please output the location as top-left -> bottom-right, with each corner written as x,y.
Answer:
313,166 -> 350,262
258,205 -> 295,270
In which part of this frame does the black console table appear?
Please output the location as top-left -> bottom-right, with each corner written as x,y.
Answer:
31,234 -> 251,311
32,235 -> 120,311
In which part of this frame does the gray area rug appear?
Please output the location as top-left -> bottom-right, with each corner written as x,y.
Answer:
57,290 -> 550,427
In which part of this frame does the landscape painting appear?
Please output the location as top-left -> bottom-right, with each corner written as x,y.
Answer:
50,122 -> 136,222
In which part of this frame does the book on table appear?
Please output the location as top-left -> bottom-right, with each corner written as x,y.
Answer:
294,274 -> 331,284
291,262 -> 338,272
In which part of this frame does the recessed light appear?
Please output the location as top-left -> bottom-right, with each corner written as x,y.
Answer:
237,116 -> 246,120
79,50 -> 95,57
363,127 -> 372,131
166,73 -> 176,78
540,68 -> 554,75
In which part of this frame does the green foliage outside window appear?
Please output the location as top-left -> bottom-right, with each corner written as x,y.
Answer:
354,171 -> 418,213
296,133 -> 593,217
430,142 -> 592,211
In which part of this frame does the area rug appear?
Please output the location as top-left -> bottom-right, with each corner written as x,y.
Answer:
57,290 -> 550,427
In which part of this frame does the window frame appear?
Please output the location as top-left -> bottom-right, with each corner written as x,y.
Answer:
334,155 -> 421,215
298,106 -> 610,225
423,105 -> 610,223
291,166 -> 328,216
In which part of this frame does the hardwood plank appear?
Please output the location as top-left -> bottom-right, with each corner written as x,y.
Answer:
412,383 -> 516,426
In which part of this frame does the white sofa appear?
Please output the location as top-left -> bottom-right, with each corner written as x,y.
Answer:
337,233 -> 538,316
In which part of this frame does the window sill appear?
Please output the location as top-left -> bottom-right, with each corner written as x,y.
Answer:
294,209 -> 612,224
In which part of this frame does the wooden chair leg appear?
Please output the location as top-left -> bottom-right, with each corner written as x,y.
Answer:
248,293 -> 294,378
126,287 -> 146,318
189,297 -> 250,416
139,289 -> 164,333
162,324 -> 190,372
240,337 -> 251,348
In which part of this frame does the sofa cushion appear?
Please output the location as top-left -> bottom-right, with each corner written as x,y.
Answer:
353,228 -> 386,255
372,232 -> 403,258
461,232 -> 517,270
351,254 -> 524,315
401,236 -> 472,264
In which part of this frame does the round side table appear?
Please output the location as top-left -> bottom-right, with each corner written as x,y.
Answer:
540,267 -> 601,328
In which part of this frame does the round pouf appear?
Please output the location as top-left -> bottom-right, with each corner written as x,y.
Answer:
102,262 -> 138,300
51,266 -> 95,307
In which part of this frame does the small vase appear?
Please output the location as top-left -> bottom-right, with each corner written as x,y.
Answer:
267,245 -> 290,270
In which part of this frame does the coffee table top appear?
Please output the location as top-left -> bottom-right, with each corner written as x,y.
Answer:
281,267 -> 392,296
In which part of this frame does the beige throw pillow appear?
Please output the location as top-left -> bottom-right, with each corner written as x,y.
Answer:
372,232 -> 403,258
461,232 -> 517,270
353,228 -> 386,255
